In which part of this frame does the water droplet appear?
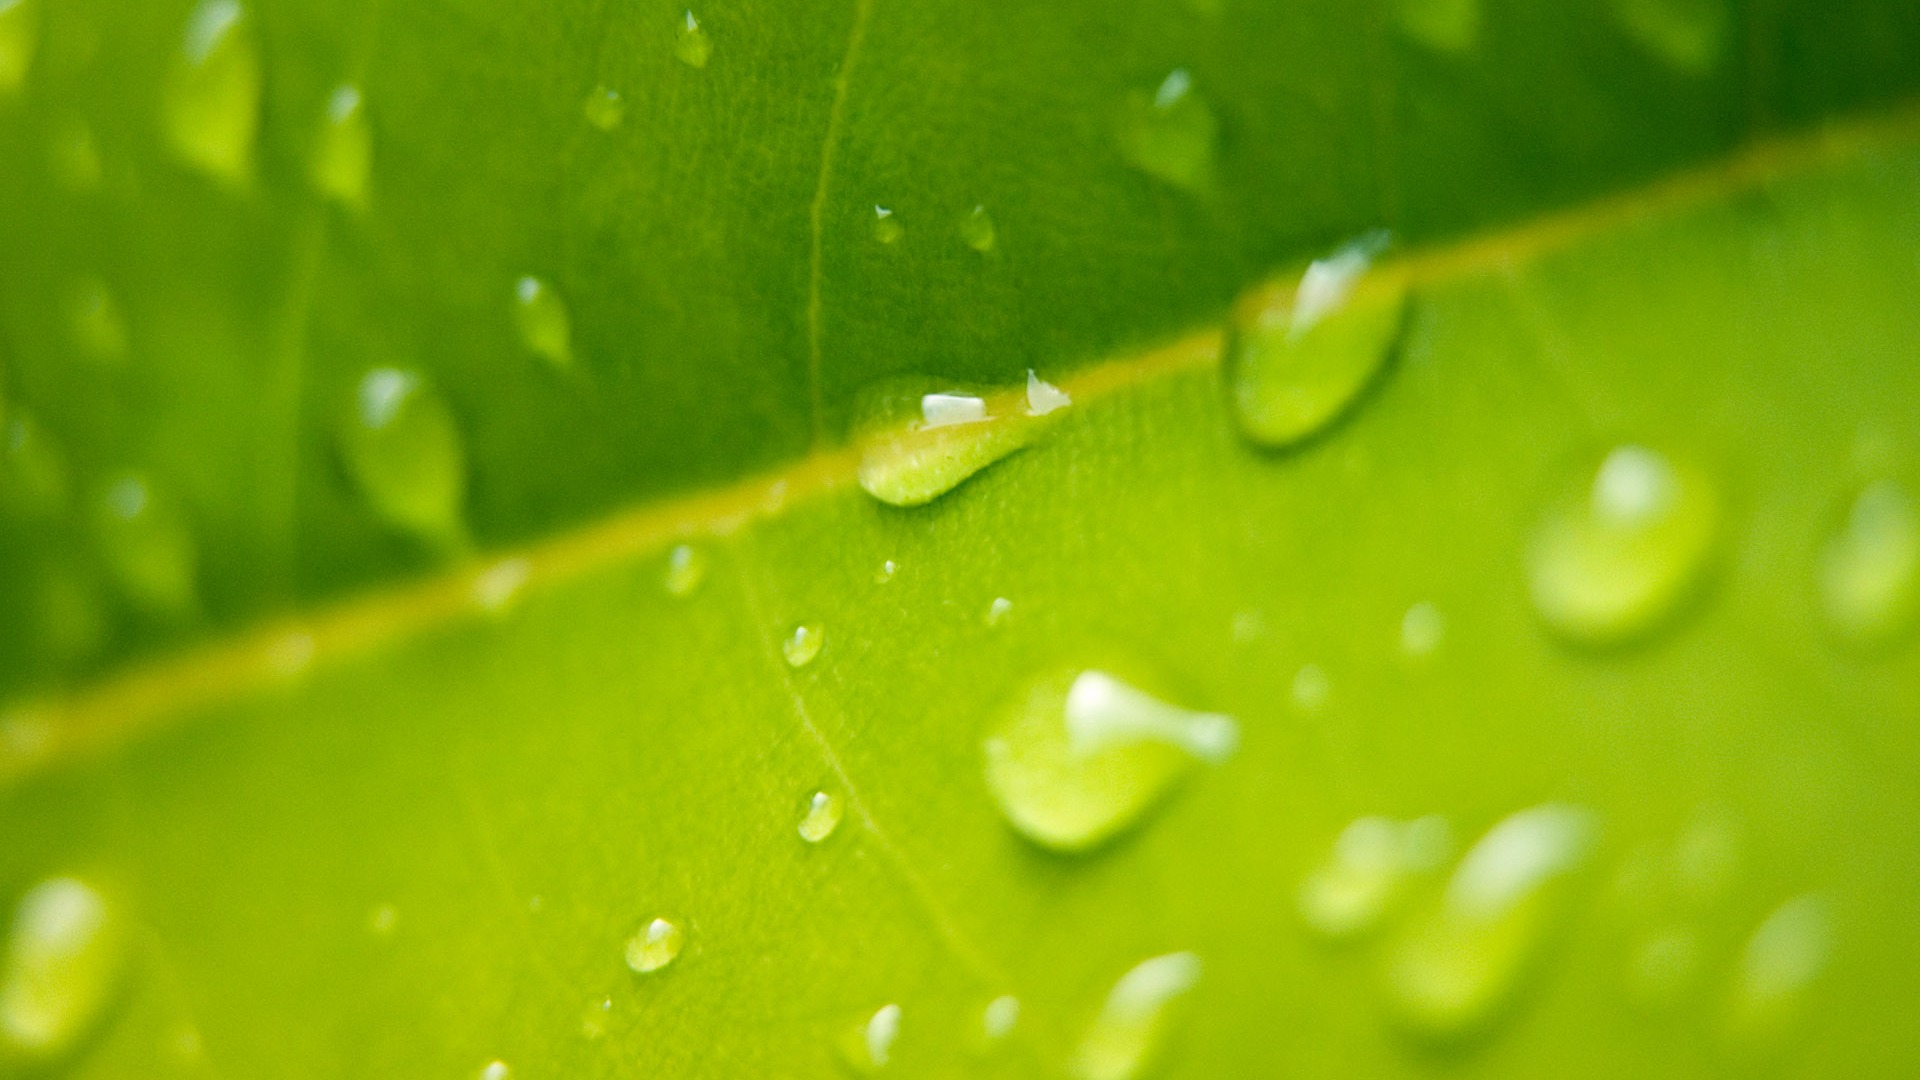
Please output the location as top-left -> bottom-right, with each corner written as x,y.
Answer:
1527,446 -> 1717,646
367,903 -> 398,936
982,994 -> 1020,1041
1724,895 -> 1830,1043
984,669 -> 1238,852
783,623 -> 824,668
1381,804 -> 1597,1040
1819,480 -> 1918,647
0,0 -> 37,95
162,0 -> 261,186
0,877 -> 125,1060
1610,0 -> 1726,73
1070,952 -> 1202,1080
90,472 -> 198,620
674,11 -> 711,68
583,84 -> 625,131
479,1060 -> 510,1080
1026,369 -> 1071,415
1225,231 -> 1407,448
49,121 -> 102,191
1625,925 -> 1701,1009
67,277 -> 128,362
1394,0 -> 1479,52
1114,69 -> 1217,194
1399,601 -> 1445,658
2,412 -> 71,520
854,376 -> 1064,507
873,559 -> 897,584
581,995 -> 613,1039
512,276 -> 574,370
871,206 -> 903,245
337,368 -> 468,549
663,543 -> 708,597
472,558 -> 531,613
1298,815 -> 1453,941
1290,664 -> 1329,711
960,205 -> 997,253
624,917 -> 684,973
839,1002 -> 901,1073
798,790 -> 842,843
310,83 -> 371,208
985,597 -> 1012,628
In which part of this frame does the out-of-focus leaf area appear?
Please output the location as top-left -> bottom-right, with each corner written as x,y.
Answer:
1,0 -> 1918,1076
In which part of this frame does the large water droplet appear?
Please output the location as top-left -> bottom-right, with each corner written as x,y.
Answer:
1225,231 -> 1407,448
984,669 -> 1237,852
512,276 -> 574,370
1298,815 -> 1452,941
310,83 -> 371,208
855,376 -> 1065,507
1527,446 -> 1717,646
1818,479 -> 1918,647
0,877 -> 125,1061
1070,952 -> 1202,1080
960,205 -> 997,253
91,472 -> 198,620
839,1002 -> 902,1073
871,206 -> 903,245
783,623 -> 824,668
2,412 -> 71,521
624,917 -> 684,973
0,0 -> 37,95
1394,0 -> 1479,52
1610,0 -> 1726,73
1114,69 -> 1217,194
674,11 -> 712,68
162,0 -> 261,186
582,85 -> 625,131
1723,895 -> 1830,1043
663,543 -> 708,597
337,368 -> 467,549
798,790 -> 842,843
67,277 -> 128,362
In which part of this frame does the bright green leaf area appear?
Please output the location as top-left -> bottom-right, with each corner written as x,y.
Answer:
3,119 -> 1920,1076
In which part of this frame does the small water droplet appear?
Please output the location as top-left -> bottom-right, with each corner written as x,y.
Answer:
1070,952 -> 1202,1080
162,0 -> 261,186
839,1002 -> 902,1073
49,121 -> 102,190
1290,664 -> 1329,711
472,558 -> 531,613
1381,804 -> 1597,1040
873,559 -> 897,584
985,597 -> 1013,628
1818,479 -> 1918,647
67,277 -> 128,362
855,376 -> 1064,507
984,669 -> 1237,852
1394,0 -> 1479,51
871,205 -> 903,245
2,412 -> 71,520
337,367 -> 468,549
798,790 -> 842,843
1610,0 -> 1726,73
1225,232 -> 1407,448
0,877 -> 125,1060
90,472 -> 198,620
624,917 -> 684,973
512,276 -> 574,370
310,83 -> 371,207
581,995 -> 613,1039
783,623 -> 824,667
1723,895 -> 1830,1043
1298,815 -> 1453,941
582,84 -> 625,131
367,903 -> 398,936
662,543 -> 708,597
1399,601 -> 1445,658
479,1060 -> 510,1080
982,994 -> 1020,1041
960,205 -> 997,253
674,11 -> 712,68
1026,369 -> 1071,415
1527,445 -> 1717,646
1114,69 -> 1217,194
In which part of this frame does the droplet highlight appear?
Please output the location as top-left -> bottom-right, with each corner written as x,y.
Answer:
783,623 -> 824,668
1114,69 -> 1217,194
871,206 -> 903,245
674,11 -> 712,69
663,543 -> 708,597
624,917 -> 684,974
337,368 -> 468,549
582,85 -> 625,131
798,790 -> 842,843
1070,952 -> 1202,1080
512,276 -> 574,370
479,1060 -> 510,1080
1399,601 -> 1445,658
90,472 -> 198,620
1610,0 -> 1727,74
1818,480 -> 1917,647
0,877 -> 125,1061
1298,815 -> 1452,941
472,558 -> 531,614
982,994 -> 1020,1042
162,0 -> 261,186
840,1003 -> 902,1073
960,205 -> 997,253
855,376 -> 1065,507
310,83 -> 371,208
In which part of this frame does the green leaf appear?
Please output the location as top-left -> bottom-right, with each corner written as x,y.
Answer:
1,0 -> 1918,1076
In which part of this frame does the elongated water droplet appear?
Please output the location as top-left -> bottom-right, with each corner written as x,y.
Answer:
674,11 -> 711,68
1395,0 -> 1479,52
91,473 -> 198,620
0,877 -> 125,1061
67,277 -> 128,362
2,413 -> 71,520
1114,69 -> 1216,194
871,206 -> 903,245
663,543 -> 707,597
985,669 -> 1237,852
840,1002 -> 901,1073
624,917 -> 684,973
1610,0 -> 1726,73
1819,480 -> 1917,647
1527,446 -> 1717,646
311,83 -> 371,207
1399,601 -> 1445,658
960,205 -> 997,253
982,995 -> 1020,1042
1226,232 -> 1407,447
1299,815 -> 1452,941
582,84 -> 625,131
49,121 -> 102,191
1071,952 -> 1202,1080
337,368 -> 467,549
798,790 -> 842,843
855,376 -> 1064,507
783,623 -> 824,667
1724,895 -> 1830,1044
1382,804 -> 1596,1040
512,276 -> 573,370
162,0 -> 260,186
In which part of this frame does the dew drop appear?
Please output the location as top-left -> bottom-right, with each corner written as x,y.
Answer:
1818,479 -> 1918,647
1070,952 -> 1202,1080
512,276 -> 574,370
1723,895 -> 1830,1043
624,917 -> 684,974
798,790 -> 842,843
1114,69 -> 1217,194
1290,664 -> 1329,711
337,367 -> 468,549
1394,0 -> 1479,52
1399,601 -> 1445,658
839,1002 -> 901,1073
873,559 -> 897,584
90,472 -> 198,620
310,83 -> 371,208
871,206 -> 903,245
663,543 -> 708,597
0,877 -> 125,1061
162,0 -> 261,187
985,597 -> 1012,628
1527,445 -> 1717,646
854,376 -> 1064,507
582,84 -> 625,131
960,205 -> 997,253
67,277 -> 128,362
674,11 -> 712,69
581,995 -> 613,1039
1381,804 -> 1597,1040
1298,815 -> 1453,941
2,412 -> 71,521
0,0 -> 36,95
1225,231 -> 1407,448
982,994 -> 1020,1041
1026,369 -> 1071,415
984,669 -> 1237,852
479,1060 -> 510,1080
1610,0 -> 1727,74
472,557 -> 531,614
783,623 -> 824,667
